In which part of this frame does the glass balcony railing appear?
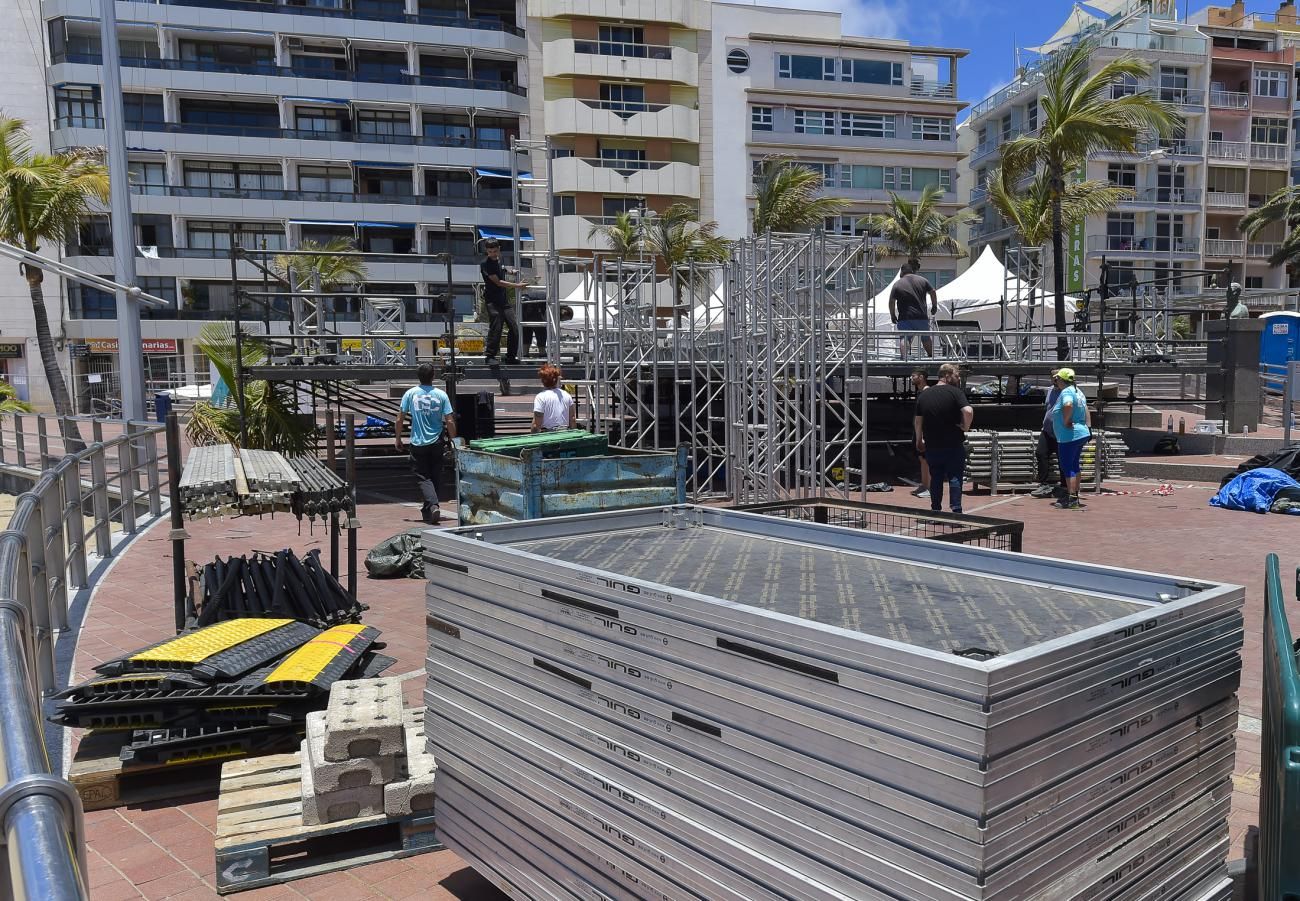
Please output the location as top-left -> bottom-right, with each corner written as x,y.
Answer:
127,183 -> 513,207
1087,234 -> 1200,254
135,0 -> 524,36
52,53 -> 525,95
572,40 -> 674,60
1116,187 -> 1203,205
55,118 -> 518,150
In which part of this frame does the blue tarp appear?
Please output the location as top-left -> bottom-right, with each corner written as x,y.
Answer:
476,226 -> 534,242
1210,468 -> 1300,513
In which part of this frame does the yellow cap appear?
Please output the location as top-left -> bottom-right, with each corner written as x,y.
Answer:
1055,367 -> 1076,382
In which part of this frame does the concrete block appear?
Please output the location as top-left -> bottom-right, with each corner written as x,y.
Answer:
323,677 -> 405,762
299,739 -> 385,825
384,709 -> 437,818
304,711 -> 403,792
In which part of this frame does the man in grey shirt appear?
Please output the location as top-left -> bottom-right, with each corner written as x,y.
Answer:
889,262 -> 939,359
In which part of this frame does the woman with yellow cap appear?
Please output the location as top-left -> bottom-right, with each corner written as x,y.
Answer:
1048,368 -> 1091,509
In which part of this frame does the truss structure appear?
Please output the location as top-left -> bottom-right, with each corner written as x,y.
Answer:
361,298 -> 412,365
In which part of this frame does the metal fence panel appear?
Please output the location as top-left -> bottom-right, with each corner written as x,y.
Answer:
1261,553 -> 1300,901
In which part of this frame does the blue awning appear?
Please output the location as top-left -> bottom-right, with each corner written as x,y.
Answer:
358,222 -> 411,229
288,220 -> 356,228
283,97 -> 349,106
354,161 -> 413,170
477,227 -> 534,242
128,147 -> 165,153
475,168 -> 532,180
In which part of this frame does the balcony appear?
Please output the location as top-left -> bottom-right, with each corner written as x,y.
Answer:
1095,31 -> 1206,56
1208,140 -> 1249,162
544,98 -> 698,142
910,80 -> 956,99
1109,83 -> 1205,107
127,183 -> 513,208
1116,187 -> 1203,207
529,0 -> 708,29
1206,191 -> 1246,208
1248,241 -> 1281,258
543,39 -> 697,84
970,186 -> 988,204
51,53 -> 525,96
1203,238 -> 1245,257
1251,142 -> 1289,164
1086,234 -> 1200,257
132,0 -> 524,36
1209,89 -> 1249,109
1096,139 -> 1203,160
551,156 -> 700,197
553,214 -> 616,251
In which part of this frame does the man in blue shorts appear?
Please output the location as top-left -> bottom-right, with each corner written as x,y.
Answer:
1048,367 -> 1091,510
395,363 -> 456,525
889,262 -> 939,359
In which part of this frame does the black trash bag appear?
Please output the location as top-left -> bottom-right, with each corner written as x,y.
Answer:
365,530 -> 427,579
1220,443 -> 1300,487
1152,435 -> 1181,456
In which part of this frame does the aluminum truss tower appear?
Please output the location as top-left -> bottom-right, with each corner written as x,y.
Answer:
725,233 -> 876,504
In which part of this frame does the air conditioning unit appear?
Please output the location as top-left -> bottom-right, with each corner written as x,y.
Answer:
284,37 -> 304,51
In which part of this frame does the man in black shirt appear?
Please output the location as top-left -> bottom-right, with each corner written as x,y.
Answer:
480,239 -> 527,364
914,362 -> 974,514
889,263 -> 939,359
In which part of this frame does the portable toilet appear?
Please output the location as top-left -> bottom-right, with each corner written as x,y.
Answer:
1260,311 -> 1300,369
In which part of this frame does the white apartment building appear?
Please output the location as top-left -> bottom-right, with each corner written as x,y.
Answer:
963,0 -> 1293,302
32,0 -> 529,411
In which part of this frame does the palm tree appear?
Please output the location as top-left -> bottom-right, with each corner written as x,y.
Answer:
587,212 -> 640,259
186,322 -> 312,454
865,183 -> 975,268
999,39 -> 1180,359
986,166 -> 1131,327
1240,185 -> 1300,268
0,116 -> 108,417
0,379 -> 32,414
273,237 -> 367,292
751,157 -> 849,234
640,203 -> 731,318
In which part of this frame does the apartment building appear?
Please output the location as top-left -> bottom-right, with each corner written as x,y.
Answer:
710,2 -> 966,289
528,0 -> 709,258
964,0 -> 1294,300
39,0 -> 528,410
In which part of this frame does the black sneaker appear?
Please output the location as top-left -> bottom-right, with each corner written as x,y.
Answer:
1051,497 -> 1085,510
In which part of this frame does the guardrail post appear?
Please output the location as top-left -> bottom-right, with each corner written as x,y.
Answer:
119,426 -> 137,535
90,450 -> 112,559
35,416 -> 49,470
91,418 -> 103,448
17,500 -> 55,692
40,476 -> 68,633
143,423 -> 162,518
14,414 -> 26,469
62,463 -> 88,592
166,413 -> 188,634
345,414 -> 357,602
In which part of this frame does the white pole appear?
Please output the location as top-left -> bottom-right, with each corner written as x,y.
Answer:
99,0 -> 146,420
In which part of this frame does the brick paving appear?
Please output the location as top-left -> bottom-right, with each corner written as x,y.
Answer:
67,463 -> 1294,899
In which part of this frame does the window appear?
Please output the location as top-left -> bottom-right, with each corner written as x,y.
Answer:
55,86 -> 100,127
1154,213 -> 1185,252
824,215 -> 868,235
778,54 -> 824,80
186,221 -> 285,251
751,106 -> 773,131
1246,276 -> 1264,289
179,99 -> 278,129
356,109 -> 410,137
597,24 -> 644,55
599,147 -> 647,170
423,113 -> 472,146
917,269 -> 955,288
793,109 -> 835,135
602,196 -> 646,217
776,54 -> 900,85
183,161 -> 282,196
1026,99 -> 1038,132
1000,114 -> 1013,142
294,106 -> 347,134
797,161 -> 836,185
726,48 -> 750,74
845,58 -> 902,85
838,164 -> 886,190
1159,66 -> 1190,103
297,166 -> 351,195
1256,68 -> 1288,98
911,116 -> 952,141
1107,163 -> 1137,188
552,195 -> 576,216
601,83 -> 647,114
123,94 -> 164,128
896,167 -> 950,192
128,161 -> 166,195
178,40 -> 274,70
840,112 -> 895,138
1106,213 -> 1136,237
1252,117 -> 1289,144
1156,164 -> 1186,202
357,167 -> 413,197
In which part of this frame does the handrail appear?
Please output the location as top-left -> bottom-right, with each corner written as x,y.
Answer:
0,413 -> 169,901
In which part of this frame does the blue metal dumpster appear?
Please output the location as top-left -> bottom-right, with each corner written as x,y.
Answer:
1261,553 -> 1300,900
456,443 -> 688,526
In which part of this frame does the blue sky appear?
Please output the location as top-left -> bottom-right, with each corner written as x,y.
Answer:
774,0 -> 1111,118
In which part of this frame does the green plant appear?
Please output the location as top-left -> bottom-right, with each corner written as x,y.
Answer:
273,237 -> 367,291
1240,185 -> 1300,267
999,38 -> 1180,359
0,379 -> 32,414
588,212 -> 641,259
185,322 -> 313,454
864,184 -> 975,265
0,116 -> 108,420
751,156 -> 849,235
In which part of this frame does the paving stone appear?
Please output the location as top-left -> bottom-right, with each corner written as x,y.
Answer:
323,677 -> 405,762
304,711 -> 403,792
300,739 -> 385,825
385,709 -> 437,818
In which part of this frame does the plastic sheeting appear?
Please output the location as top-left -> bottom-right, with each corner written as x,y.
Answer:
1210,468 -> 1300,513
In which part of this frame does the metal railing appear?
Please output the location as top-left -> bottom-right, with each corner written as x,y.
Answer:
1260,360 -> 1299,443
1208,140 -> 1249,161
1209,89 -> 1249,108
54,118 -> 522,145
135,0 -> 526,36
1249,241 -> 1282,259
909,80 -> 956,99
572,40 -> 674,60
0,413 -> 169,901
1117,187 -> 1202,205
127,183 -> 514,207
1204,238 -> 1246,257
1206,191 -> 1246,208
1086,234 -> 1200,254
1253,142 -> 1290,163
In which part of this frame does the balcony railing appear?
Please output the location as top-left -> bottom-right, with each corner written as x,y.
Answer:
143,0 -> 525,36
1248,241 -> 1281,258
1087,234 -> 1200,254
910,80 -> 955,99
1208,140 -> 1249,161
1203,238 -> 1246,256
572,40 -> 673,60
56,119 -> 516,150
970,186 -> 988,203
1210,89 -> 1249,109
1158,87 -> 1205,106
1206,191 -> 1247,208
1097,31 -> 1206,55
127,183 -> 513,207
52,53 -> 525,95
1252,142 -> 1289,162
577,156 -> 672,172
1117,187 -> 1203,205
577,99 -> 670,116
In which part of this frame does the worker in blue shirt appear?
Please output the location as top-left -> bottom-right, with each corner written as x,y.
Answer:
395,362 -> 456,525
1048,367 -> 1092,510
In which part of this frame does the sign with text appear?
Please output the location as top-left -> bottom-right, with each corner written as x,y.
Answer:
0,344 -> 23,359
70,343 -> 90,358
86,338 -> 119,354
1065,164 -> 1086,295
142,339 -> 178,354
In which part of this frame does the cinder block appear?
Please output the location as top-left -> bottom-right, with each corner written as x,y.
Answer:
299,739 -> 385,825
304,711 -> 403,792
384,709 -> 437,818
323,677 -> 405,762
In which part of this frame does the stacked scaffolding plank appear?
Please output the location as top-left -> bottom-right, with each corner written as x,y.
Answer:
178,444 -> 238,517
424,506 -> 1240,901
238,449 -> 301,510
965,429 -> 1128,491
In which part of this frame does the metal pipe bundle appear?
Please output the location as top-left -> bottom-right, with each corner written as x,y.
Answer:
238,448 -> 301,510
289,454 -> 355,522
197,549 -> 366,628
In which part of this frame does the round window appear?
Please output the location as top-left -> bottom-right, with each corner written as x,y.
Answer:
727,48 -> 750,74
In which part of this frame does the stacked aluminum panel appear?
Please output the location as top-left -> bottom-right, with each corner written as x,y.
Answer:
238,448 -> 301,509
179,443 -> 237,517
423,506 -> 1241,901
965,429 -> 1128,488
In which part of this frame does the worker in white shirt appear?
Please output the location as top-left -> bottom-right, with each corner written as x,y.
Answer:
531,364 -> 577,432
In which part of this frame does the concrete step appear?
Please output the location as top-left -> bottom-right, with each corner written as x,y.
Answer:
1122,456 -> 1245,484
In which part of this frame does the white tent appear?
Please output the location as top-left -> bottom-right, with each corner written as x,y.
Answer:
937,246 -> 1078,330
1028,3 -> 1104,53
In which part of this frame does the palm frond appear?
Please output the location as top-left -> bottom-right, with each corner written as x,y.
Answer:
751,156 -> 849,234
273,238 -> 366,292
588,211 -> 640,258
864,184 -> 975,261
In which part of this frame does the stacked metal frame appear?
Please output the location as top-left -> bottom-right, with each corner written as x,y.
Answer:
423,505 -> 1240,901
178,443 -> 238,516
238,448 -> 301,509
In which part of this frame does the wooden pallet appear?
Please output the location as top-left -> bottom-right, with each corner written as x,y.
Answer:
68,729 -> 226,812
214,752 -> 440,894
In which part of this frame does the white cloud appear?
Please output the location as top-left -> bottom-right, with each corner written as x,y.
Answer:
775,0 -> 908,39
